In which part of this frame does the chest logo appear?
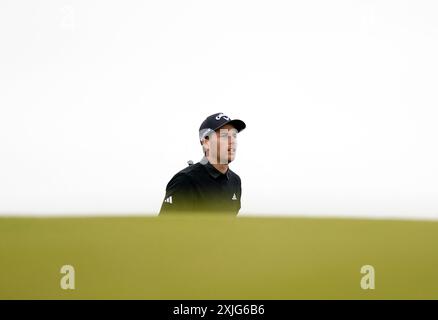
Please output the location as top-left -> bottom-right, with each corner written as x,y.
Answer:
232,193 -> 237,200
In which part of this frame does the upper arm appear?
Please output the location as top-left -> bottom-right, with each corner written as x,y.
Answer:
159,173 -> 196,215
237,175 -> 242,212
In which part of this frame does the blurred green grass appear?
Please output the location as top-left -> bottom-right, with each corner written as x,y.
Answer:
0,215 -> 437,299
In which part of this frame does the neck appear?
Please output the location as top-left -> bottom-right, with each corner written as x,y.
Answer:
206,156 -> 229,174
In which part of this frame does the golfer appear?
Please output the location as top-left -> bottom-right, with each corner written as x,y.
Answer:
159,112 -> 246,215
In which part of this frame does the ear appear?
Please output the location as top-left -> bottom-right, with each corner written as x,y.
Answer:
200,136 -> 209,145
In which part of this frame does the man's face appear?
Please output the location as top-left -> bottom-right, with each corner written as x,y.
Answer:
205,124 -> 238,164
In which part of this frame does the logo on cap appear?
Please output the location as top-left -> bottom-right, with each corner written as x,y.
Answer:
215,113 -> 230,121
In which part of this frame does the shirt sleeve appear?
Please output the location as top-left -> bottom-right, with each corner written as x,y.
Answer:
237,175 -> 242,213
159,173 -> 196,215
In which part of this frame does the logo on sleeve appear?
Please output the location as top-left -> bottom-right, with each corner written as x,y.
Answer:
232,193 -> 237,200
164,196 -> 173,204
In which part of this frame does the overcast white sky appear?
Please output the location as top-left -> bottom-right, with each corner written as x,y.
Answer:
1,1 -> 438,219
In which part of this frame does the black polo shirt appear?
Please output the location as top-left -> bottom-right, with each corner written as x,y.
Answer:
159,157 -> 242,215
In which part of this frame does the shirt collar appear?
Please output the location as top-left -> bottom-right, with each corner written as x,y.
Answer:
200,157 -> 230,180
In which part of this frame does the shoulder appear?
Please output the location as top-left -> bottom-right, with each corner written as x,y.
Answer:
166,163 -> 203,188
227,168 -> 241,183
179,162 -> 204,176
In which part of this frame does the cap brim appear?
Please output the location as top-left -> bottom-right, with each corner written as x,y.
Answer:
214,119 -> 246,133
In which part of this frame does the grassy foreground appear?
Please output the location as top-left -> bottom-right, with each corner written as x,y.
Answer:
0,215 -> 437,299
